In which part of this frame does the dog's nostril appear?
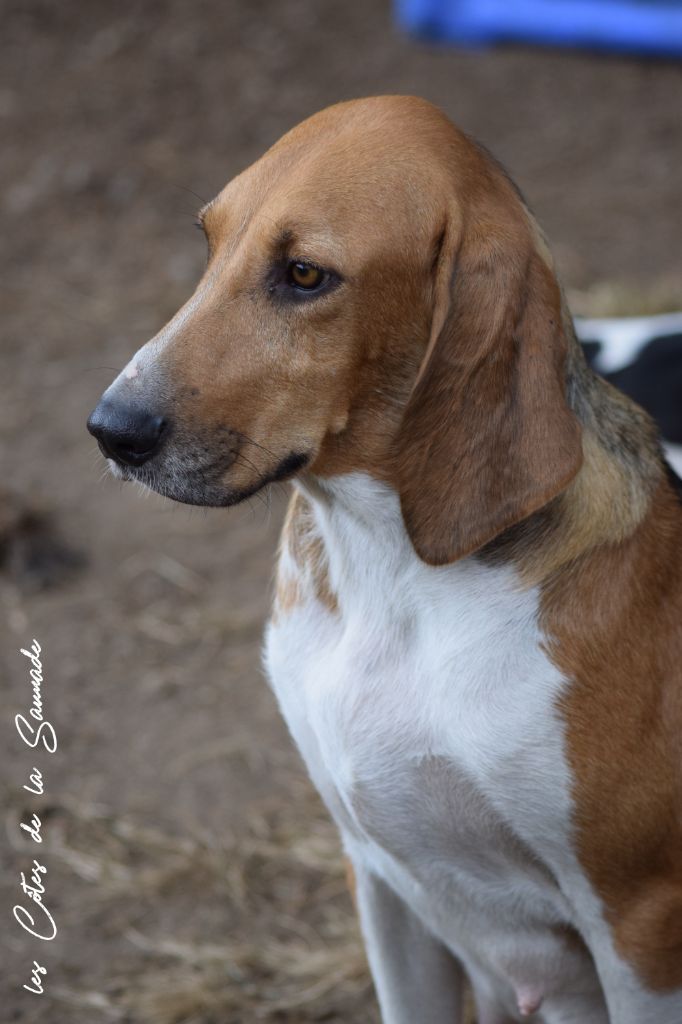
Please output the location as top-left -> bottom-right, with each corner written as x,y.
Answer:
87,401 -> 167,468
108,416 -> 165,464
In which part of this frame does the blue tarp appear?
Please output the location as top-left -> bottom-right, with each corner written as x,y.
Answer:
396,0 -> 682,57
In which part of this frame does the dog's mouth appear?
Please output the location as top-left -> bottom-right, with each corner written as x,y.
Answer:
106,439 -> 311,507
87,392 -> 314,506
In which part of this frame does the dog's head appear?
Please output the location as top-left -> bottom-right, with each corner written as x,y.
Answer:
88,96 -> 582,564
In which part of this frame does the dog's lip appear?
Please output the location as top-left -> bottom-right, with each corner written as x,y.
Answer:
101,434 -> 313,504
102,455 -> 128,480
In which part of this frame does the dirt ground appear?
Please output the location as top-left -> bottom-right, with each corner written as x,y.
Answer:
1,2 -> 681,1021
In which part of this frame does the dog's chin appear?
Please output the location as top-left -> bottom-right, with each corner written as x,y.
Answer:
105,450 -> 311,508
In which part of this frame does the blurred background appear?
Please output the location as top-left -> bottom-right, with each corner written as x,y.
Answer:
1,2 -> 681,1021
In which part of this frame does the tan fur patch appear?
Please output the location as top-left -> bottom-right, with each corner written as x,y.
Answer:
515,431 -> 655,585
273,490 -> 338,619
272,575 -> 303,621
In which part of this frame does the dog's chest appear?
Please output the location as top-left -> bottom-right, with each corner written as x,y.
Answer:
267,573 -> 572,846
262,477 -> 598,1015
264,479 -> 586,1005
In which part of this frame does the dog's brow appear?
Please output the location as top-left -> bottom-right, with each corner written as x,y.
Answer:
275,227 -> 294,249
271,222 -> 345,269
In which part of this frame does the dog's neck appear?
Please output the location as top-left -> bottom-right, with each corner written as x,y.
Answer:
304,316 -> 667,587
490,315 -> 666,583
295,472 -> 532,632
297,472 -> 411,568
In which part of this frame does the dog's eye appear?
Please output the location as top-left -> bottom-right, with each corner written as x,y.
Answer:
287,262 -> 326,291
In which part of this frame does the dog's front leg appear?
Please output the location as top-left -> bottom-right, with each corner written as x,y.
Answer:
352,861 -> 466,1024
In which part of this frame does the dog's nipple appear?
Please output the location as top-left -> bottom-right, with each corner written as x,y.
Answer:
515,983 -> 543,1017
124,360 -> 139,380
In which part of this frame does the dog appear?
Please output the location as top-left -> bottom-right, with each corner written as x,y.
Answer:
88,96 -> 682,1023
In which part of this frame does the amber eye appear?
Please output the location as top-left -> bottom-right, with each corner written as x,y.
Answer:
288,261 -> 324,290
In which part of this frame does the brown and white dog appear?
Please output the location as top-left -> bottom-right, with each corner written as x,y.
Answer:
88,97 -> 682,1023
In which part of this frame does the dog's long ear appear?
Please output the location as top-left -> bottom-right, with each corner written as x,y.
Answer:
396,206 -> 583,566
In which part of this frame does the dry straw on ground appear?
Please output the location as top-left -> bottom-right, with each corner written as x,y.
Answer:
5,782 -> 376,1023
4,779 -> 480,1022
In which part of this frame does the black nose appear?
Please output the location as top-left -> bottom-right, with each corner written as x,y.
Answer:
87,398 -> 166,467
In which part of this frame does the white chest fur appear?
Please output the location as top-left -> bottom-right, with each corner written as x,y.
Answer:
264,474 -> 616,1022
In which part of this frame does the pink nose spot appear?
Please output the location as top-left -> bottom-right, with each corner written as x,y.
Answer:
124,361 -> 139,380
516,984 -> 544,1017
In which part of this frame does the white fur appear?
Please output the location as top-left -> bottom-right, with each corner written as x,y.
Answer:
665,443 -> 682,477
265,472 -> 682,1024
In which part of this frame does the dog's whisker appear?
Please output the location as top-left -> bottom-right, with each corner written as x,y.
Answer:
233,430 -> 280,463
233,451 -> 263,476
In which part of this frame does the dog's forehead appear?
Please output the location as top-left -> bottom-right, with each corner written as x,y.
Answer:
205,98 -> 455,247
268,95 -> 457,182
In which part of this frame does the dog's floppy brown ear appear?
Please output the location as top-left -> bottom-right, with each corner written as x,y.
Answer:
396,209 -> 583,566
